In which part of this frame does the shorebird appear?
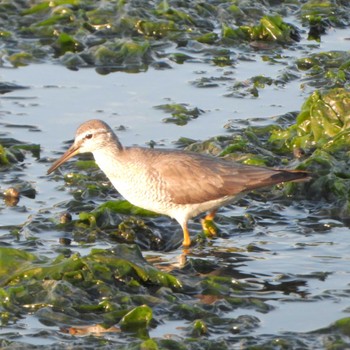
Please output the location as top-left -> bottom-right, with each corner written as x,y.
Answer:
47,119 -> 309,247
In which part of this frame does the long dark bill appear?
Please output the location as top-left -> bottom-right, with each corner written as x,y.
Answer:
47,144 -> 80,175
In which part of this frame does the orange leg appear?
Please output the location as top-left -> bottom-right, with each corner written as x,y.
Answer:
204,210 -> 217,221
182,221 -> 191,247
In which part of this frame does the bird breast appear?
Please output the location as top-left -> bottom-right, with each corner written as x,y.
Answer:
92,147 -> 177,215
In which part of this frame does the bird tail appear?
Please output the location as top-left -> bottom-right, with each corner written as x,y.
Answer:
271,169 -> 311,184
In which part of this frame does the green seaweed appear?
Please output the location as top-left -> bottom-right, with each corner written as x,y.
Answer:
0,30 -> 11,39
0,241 -> 279,346
191,319 -> 208,337
155,103 -> 204,126
7,52 -> 34,67
0,0 -> 349,74
301,0 -> 341,27
91,39 -> 151,72
135,20 -> 177,39
139,339 -> 159,350
119,304 -> 153,332
53,33 -> 83,56
0,245 -> 182,329
12,143 -> 41,158
227,74 -> 277,98
334,317 -> 350,336
20,2 -> 51,15
269,88 -> 350,152
0,145 -> 10,166
266,88 -> 350,212
77,201 -> 161,247
195,32 -> 218,45
155,1 -> 196,26
21,0 -> 80,16
35,13 -> 73,27
0,248 -> 38,283
222,15 -> 299,44
296,51 -> 350,89
80,200 -> 158,221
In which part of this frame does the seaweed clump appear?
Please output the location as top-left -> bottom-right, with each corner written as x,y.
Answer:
270,88 -> 350,215
1,1 -> 349,72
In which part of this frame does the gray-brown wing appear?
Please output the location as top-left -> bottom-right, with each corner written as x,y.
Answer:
148,150 -> 303,205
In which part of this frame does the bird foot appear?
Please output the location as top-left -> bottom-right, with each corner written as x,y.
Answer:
201,218 -> 218,238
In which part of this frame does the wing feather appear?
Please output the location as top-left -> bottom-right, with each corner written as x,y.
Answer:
133,149 -> 303,205
124,148 -> 308,205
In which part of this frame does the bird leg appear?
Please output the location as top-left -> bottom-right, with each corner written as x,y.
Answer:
204,210 -> 216,221
182,222 -> 192,247
201,210 -> 218,237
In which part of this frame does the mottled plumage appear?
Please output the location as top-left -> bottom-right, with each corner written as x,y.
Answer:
48,119 -> 309,247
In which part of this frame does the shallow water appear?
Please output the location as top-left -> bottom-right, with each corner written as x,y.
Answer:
1,19 -> 350,350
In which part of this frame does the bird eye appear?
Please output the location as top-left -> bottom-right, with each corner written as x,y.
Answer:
85,133 -> 93,140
